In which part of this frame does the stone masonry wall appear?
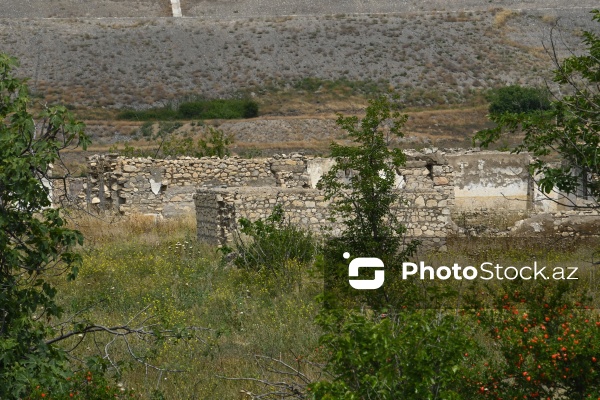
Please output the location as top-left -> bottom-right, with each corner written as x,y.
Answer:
194,150 -> 454,249
72,153 -> 310,217
55,148 -> 599,245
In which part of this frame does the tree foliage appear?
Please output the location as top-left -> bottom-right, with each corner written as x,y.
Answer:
110,125 -> 233,159
470,280 -> 600,399
0,53 -> 89,397
474,10 -> 600,206
486,85 -> 551,115
310,310 -> 484,399
317,96 -> 417,267
0,53 -> 190,398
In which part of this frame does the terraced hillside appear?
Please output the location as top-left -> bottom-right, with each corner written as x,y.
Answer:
1,0 -> 597,18
0,8 -> 594,109
0,1 -> 597,153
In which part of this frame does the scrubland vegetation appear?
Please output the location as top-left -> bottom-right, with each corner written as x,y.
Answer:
55,214 -> 322,399
3,3 -> 600,398
43,95 -> 600,399
46,213 -> 600,399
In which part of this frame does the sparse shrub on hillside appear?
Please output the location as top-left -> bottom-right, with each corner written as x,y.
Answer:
118,98 -> 259,121
162,126 -> 233,158
111,126 -> 233,159
486,85 -> 551,115
197,126 -> 234,157
291,77 -> 388,96
118,106 -> 178,121
178,98 -> 259,119
156,121 -> 183,139
138,121 -> 154,137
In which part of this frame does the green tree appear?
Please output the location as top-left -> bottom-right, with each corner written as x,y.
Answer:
486,85 -> 551,115
0,53 -> 89,397
474,10 -> 600,206
310,310 -> 485,399
316,95 -> 419,308
317,96 -> 413,262
0,54 -> 189,398
309,97 -> 485,399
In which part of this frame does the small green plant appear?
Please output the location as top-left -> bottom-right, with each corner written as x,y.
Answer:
138,121 -> 154,137
156,121 -> 183,139
228,204 -> 317,277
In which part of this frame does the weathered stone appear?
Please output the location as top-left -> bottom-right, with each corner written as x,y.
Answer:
405,160 -> 427,168
433,176 -> 449,185
414,196 -> 425,207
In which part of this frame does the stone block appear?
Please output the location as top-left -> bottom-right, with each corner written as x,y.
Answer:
433,176 -> 449,185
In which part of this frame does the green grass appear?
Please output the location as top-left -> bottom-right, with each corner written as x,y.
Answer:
51,218 -> 322,399
48,215 -> 600,398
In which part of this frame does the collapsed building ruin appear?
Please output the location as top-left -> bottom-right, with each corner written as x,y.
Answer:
56,149 -> 600,249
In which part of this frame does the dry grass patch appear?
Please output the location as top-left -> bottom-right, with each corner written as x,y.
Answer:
493,8 -> 520,28
67,212 -> 197,247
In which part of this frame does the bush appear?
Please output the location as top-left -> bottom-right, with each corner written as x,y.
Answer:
117,107 -> 178,121
160,126 -> 232,158
179,98 -> 259,119
139,121 -> 154,137
470,279 -> 600,398
119,98 -> 259,121
310,309 -> 486,399
228,205 -> 317,276
487,85 -> 551,115
26,358 -> 138,399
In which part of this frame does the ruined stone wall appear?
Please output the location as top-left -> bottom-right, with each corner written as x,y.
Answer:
54,148 -> 599,245
447,149 -> 532,212
194,186 -> 453,248
72,153 -> 310,217
194,150 -> 454,249
446,149 -> 596,230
